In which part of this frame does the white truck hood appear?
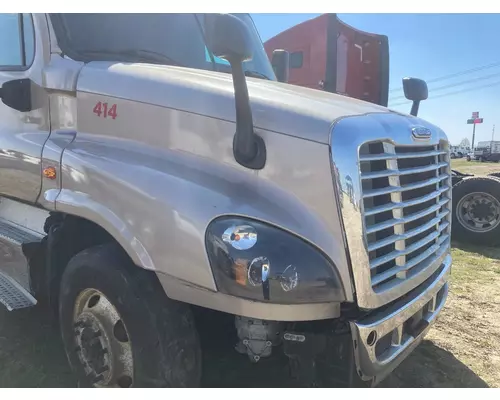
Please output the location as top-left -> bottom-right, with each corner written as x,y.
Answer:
76,61 -> 394,144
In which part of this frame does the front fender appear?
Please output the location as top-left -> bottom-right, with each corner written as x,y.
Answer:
58,92 -> 353,304
58,134 -> 346,296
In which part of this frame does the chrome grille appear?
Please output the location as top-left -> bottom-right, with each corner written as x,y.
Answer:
359,141 -> 451,293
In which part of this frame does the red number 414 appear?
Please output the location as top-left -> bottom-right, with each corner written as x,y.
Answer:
93,102 -> 118,120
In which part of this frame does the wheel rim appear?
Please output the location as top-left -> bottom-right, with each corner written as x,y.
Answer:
73,288 -> 134,388
457,191 -> 500,233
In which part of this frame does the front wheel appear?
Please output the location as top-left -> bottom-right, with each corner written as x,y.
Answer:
59,244 -> 202,387
452,177 -> 500,246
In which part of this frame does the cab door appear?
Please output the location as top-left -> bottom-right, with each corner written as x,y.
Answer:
0,13 -> 50,203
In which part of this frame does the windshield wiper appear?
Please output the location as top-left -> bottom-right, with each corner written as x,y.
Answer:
77,48 -> 184,67
244,70 -> 270,80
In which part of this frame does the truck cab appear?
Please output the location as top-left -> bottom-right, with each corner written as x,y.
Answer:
264,13 -> 390,107
0,13 -> 451,388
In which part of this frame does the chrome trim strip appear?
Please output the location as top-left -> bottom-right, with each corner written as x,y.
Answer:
350,254 -> 451,383
330,113 -> 452,309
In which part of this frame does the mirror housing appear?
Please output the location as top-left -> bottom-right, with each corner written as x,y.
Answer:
0,79 -> 42,112
205,13 -> 266,170
402,77 -> 428,117
271,49 -> 290,83
204,13 -> 253,64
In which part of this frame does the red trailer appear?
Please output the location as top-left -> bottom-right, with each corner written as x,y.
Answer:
264,14 -> 390,107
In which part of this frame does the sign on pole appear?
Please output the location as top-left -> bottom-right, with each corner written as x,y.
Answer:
467,118 -> 484,124
472,111 -> 479,118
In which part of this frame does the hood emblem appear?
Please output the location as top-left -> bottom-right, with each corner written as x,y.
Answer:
411,126 -> 432,141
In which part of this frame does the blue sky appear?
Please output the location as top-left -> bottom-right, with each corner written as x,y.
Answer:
251,13 -> 500,146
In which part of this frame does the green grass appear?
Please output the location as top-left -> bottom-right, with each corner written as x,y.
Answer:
451,158 -> 500,176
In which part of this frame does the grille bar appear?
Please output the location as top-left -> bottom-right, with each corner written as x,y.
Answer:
360,149 -> 447,161
361,161 -> 448,180
364,186 -> 449,217
362,173 -> 449,198
369,221 -> 449,269
366,199 -> 449,235
367,211 -> 449,252
371,236 -> 450,287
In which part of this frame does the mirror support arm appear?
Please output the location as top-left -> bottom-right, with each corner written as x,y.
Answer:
229,59 -> 266,169
410,100 -> 420,117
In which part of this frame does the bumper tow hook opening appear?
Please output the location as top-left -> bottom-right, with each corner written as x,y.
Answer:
367,331 -> 377,347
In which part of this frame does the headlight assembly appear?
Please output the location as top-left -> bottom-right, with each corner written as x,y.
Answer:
205,217 -> 344,304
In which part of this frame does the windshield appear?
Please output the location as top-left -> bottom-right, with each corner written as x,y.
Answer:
49,13 -> 276,81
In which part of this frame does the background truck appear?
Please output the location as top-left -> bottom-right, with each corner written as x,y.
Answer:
0,13 -> 451,388
264,13 -> 390,107
472,140 -> 500,162
449,145 -> 470,159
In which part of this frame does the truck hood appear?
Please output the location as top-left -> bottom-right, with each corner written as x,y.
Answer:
77,61 -> 393,144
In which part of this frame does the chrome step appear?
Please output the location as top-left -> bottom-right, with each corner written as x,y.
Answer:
0,270 -> 37,311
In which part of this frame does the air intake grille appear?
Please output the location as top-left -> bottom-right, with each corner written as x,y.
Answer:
359,141 -> 451,292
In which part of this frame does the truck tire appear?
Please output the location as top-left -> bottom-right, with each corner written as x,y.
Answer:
59,243 -> 201,388
452,176 -> 500,246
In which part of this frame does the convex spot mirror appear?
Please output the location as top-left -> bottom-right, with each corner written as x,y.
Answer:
271,49 -> 290,83
0,78 -> 44,112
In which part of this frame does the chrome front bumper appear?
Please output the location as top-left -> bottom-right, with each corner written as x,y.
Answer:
350,253 -> 451,386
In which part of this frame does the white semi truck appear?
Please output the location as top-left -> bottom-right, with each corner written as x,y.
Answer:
0,13 -> 452,387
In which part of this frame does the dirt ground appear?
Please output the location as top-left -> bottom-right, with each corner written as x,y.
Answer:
0,159 -> 499,387
382,244 -> 500,388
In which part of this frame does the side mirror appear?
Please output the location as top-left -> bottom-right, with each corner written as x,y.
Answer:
204,14 -> 265,170
271,49 -> 290,83
402,77 -> 428,117
204,14 -> 253,64
0,79 -> 42,112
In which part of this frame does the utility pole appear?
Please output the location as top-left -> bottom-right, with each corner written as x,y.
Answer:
492,124 -> 496,141
472,123 -> 476,150
467,112 -> 483,150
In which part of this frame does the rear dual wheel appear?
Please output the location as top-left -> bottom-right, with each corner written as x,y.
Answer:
59,244 -> 202,387
452,176 -> 500,246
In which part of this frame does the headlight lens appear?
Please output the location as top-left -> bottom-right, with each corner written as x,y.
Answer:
205,217 -> 343,304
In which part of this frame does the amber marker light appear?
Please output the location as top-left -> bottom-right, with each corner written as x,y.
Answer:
43,166 -> 57,180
